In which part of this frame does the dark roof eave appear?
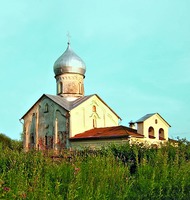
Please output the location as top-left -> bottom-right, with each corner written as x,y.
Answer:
70,135 -> 131,141
131,136 -> 144,138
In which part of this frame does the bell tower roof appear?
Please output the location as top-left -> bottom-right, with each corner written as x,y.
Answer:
53,42 -> 86,76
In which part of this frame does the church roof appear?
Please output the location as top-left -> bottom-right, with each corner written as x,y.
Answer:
135,113 -> 171,127
21,94 -> 93,119
136,113 -> 156,123
45,94 -> 93,111
70,125 -> 144,140
21,94 -> 121,120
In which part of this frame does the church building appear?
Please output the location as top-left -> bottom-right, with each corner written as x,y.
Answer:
21,41 -> 171,151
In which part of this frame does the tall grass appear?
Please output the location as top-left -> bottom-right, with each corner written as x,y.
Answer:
1,140 -> 190,199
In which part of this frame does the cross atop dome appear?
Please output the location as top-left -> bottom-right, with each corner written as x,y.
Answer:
67,32 -> 71,45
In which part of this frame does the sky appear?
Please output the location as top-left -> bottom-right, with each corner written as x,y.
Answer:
0,0 -> 190,140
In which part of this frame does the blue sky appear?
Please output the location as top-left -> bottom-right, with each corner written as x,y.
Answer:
0,0 -> 190,140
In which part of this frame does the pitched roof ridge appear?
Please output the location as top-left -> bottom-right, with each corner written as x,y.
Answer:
71,94 -> 95,109
135,113 -> 171,127
135,113 -> 157,123
45,94 -> 73,110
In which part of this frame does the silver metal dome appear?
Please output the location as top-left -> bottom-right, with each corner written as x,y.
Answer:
54,43 -> 86,76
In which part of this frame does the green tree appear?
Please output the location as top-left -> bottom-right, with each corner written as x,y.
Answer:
0,133 -> 22,151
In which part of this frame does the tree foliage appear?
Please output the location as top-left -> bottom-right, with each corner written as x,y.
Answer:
0,133 -> 22,151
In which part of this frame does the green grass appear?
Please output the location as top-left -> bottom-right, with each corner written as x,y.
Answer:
1,140 -> 190,199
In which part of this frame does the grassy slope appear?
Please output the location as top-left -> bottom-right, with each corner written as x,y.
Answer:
0,140 -> 190,199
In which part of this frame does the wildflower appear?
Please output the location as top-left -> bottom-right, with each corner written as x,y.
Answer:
74,167 -> 80,175
18,191 -> 27,199
3,187 -> 10,192
75,167 -> 80,171
20,192 -> 27,199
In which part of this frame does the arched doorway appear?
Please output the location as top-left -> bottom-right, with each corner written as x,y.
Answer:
148,126 -> 155,138
159,128 -> 164,140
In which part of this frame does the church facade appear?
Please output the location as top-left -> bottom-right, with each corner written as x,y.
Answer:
21,42 -> 170,151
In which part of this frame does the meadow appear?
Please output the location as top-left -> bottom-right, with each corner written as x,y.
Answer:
1,139 -> 190,200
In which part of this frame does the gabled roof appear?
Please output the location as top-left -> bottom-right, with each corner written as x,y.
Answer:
45,94 -> 73,110
136,113 -> 156,123
21,94 -> 121,120
70,126 -> 144,141
46,94 -> 94,111
21,94 -> 94,119
135,113 -> 171,127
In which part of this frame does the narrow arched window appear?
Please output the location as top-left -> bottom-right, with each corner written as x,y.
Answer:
159,128 -> 165,140
92,105 -> 96,112
44,103 -> 48,113
148,127 -> 155,138
31,135 -> 34,144
93,117 -> 97,128
57,82 -> 63,94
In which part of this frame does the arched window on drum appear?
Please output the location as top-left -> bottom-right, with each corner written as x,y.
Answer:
57,82 -> 63,94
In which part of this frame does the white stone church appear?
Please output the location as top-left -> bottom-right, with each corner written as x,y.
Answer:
21,41 -> 171,151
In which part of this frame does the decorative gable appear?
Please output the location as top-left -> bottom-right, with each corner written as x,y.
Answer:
69,94 -> 121,137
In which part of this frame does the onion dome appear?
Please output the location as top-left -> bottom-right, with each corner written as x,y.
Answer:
54,42 -> 86,76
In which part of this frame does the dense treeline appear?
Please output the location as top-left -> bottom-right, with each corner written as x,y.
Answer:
0,133 -> 22,151
0,138 -> 190,199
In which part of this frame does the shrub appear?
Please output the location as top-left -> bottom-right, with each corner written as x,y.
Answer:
1,140 -> 190,199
